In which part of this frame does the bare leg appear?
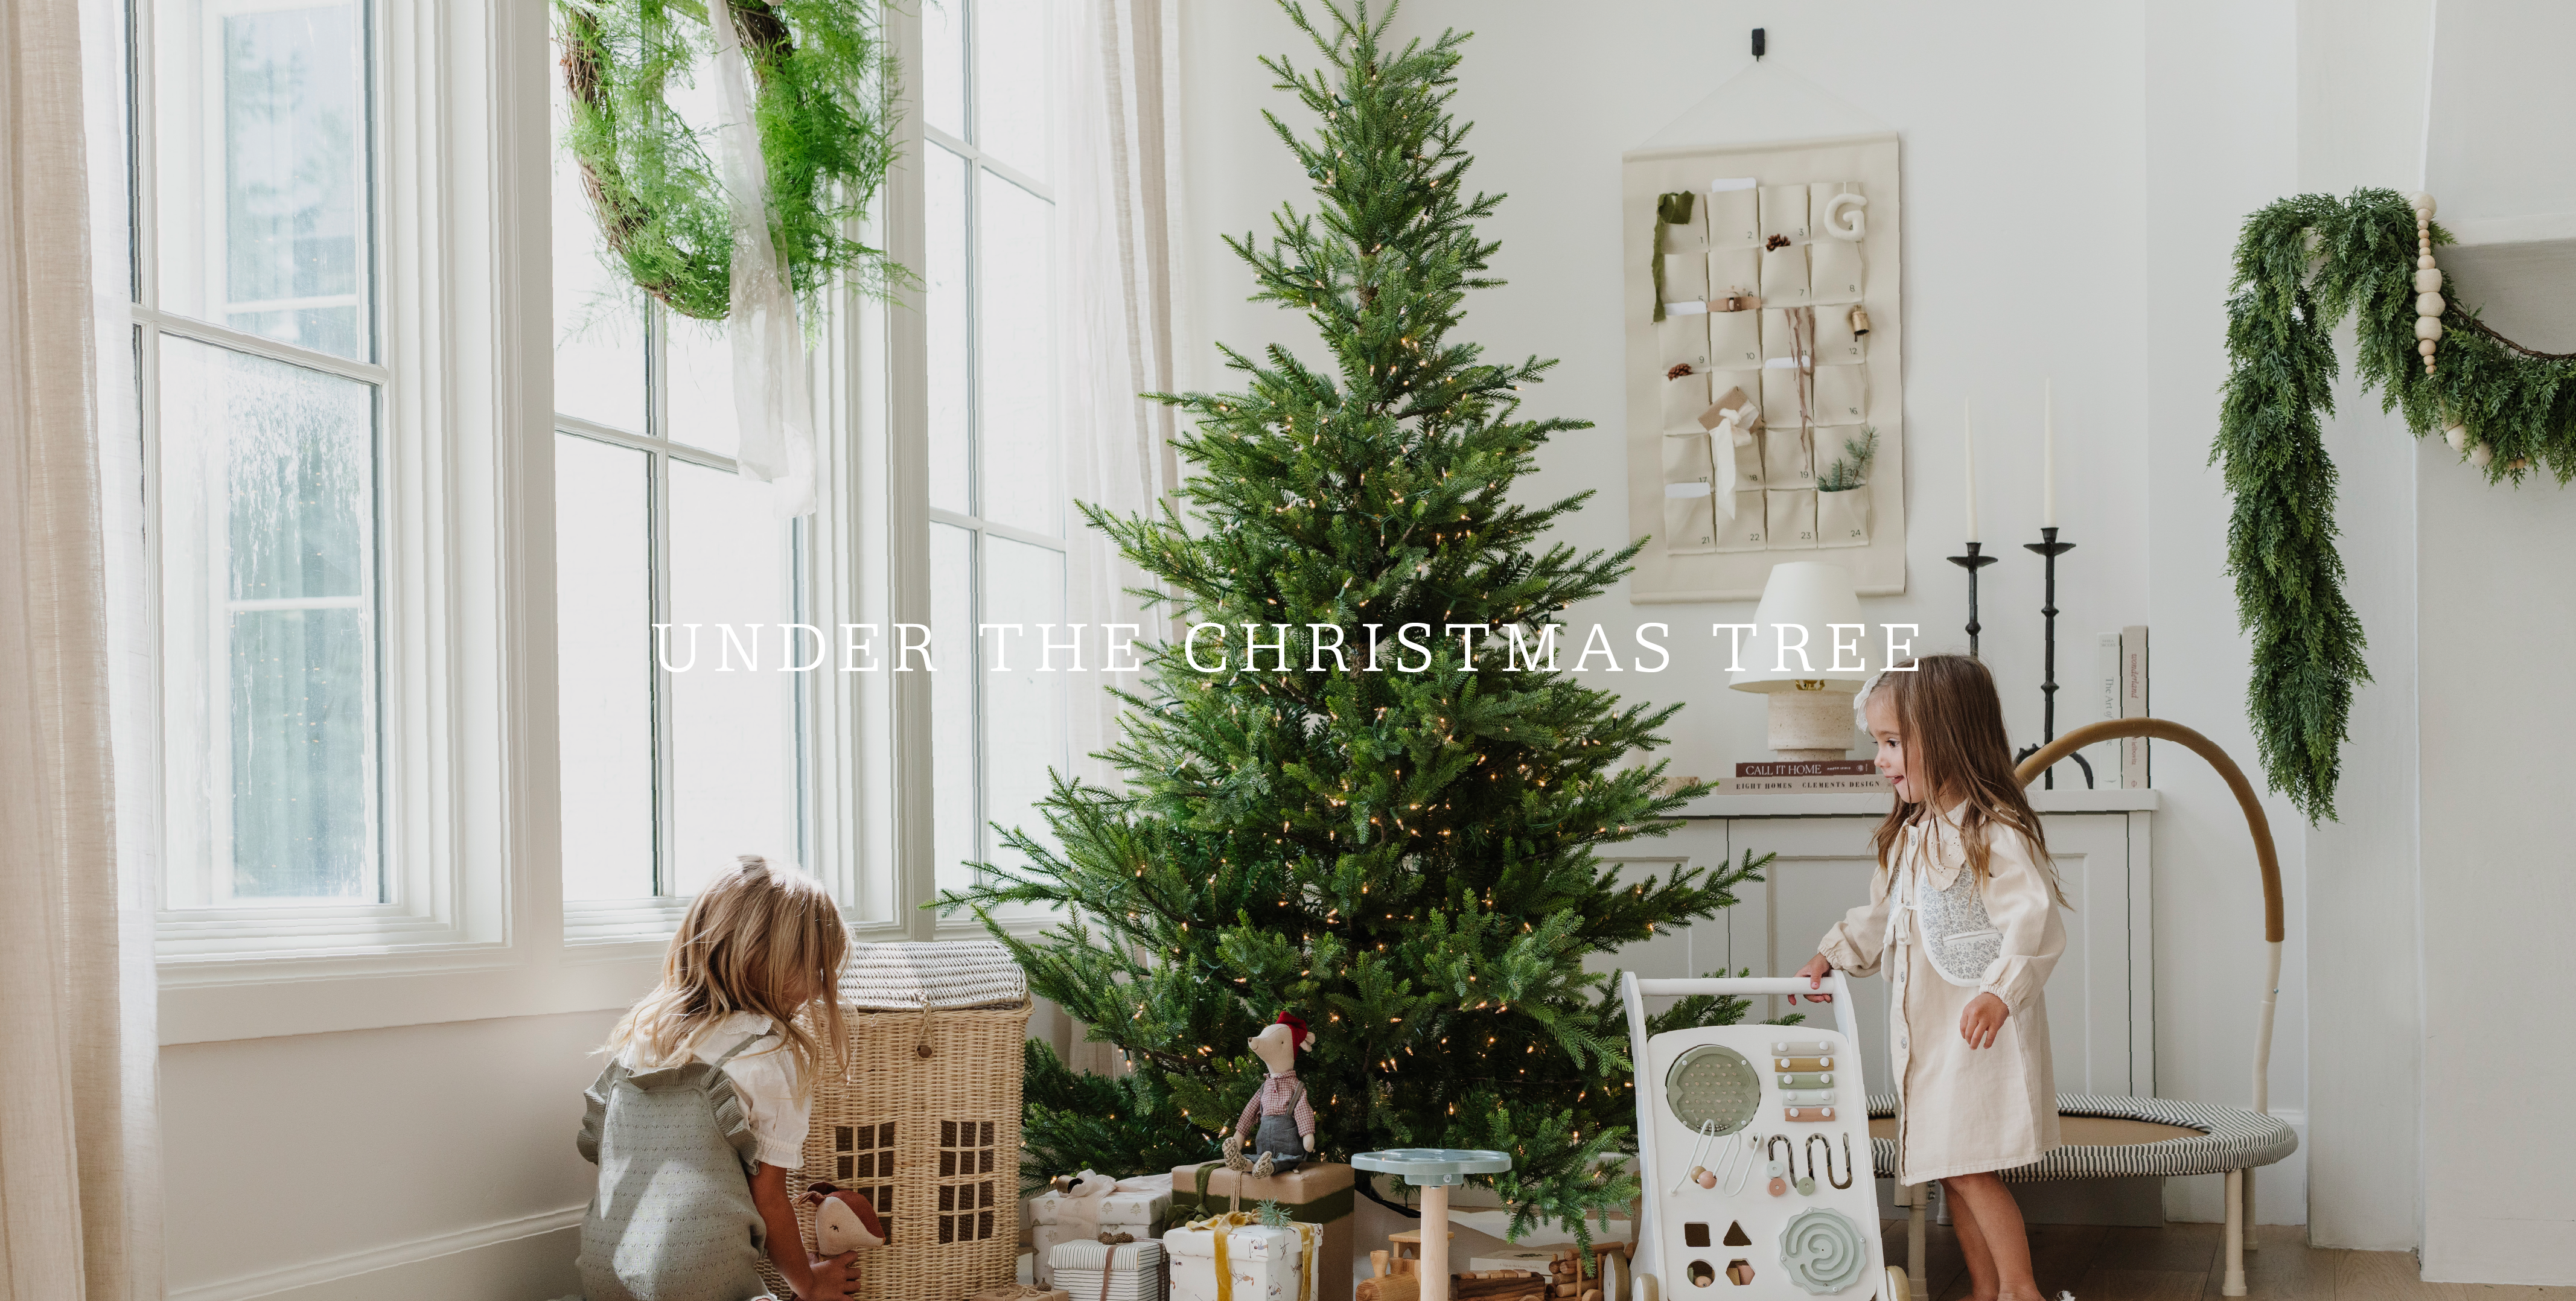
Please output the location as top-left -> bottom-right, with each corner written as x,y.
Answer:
1941,1174 -> 2041,1301
1944,1180 -> 2000,1301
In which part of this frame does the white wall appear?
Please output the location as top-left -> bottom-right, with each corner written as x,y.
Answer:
1180,0 -> 2310,1227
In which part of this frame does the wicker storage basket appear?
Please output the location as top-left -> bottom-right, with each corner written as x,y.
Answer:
760,996 -> 1033,1301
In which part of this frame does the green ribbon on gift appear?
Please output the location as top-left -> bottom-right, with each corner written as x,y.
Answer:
1172,1165 -> 1356,1225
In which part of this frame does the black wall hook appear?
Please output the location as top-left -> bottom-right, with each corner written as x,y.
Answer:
1752,28 -> 1767,59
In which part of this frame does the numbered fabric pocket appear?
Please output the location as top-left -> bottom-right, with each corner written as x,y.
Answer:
1816,306 -> 1869,366
1810,181 -> 1866,241
1764,424 -> 1818,489
1709,309 -> 1762,369
1814,366 -> 1868,425
1714,491 -> 1768,551
1766,488 -> 1820,549
1760,367 -> 1809,430
1657,311 -> 1712,373
1762,308 -> 1812,364
1759,185 -> 1809,245
1661,429 -> 1715,487
1707,247 -> 1760,308
1707,182 -> 1760,249
1660,201 -> 1709,253
1816,486 -> 1872,547
1724,418 -> 1767,490
1661,369 -> 1712,430
1809,238 -> 1864,305
1662,251 -> 1709,301
1663,485 -> 1718,555
1759,242 -> 1810,307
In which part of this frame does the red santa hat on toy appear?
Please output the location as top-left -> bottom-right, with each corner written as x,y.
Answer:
1273,1012 -> 1313,1052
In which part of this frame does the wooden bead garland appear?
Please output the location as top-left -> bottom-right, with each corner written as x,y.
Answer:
2410,191 -> 2441,374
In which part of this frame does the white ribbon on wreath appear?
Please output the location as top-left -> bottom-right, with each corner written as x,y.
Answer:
708,11 -> 816,518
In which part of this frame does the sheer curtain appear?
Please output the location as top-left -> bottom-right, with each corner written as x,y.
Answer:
1059,0 -> 1185,773
0,0 -> 163,1294
1054,0 -> 1183,1077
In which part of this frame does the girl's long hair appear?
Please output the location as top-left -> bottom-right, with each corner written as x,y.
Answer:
1867,655 -> 2062,900
604,855 -> 850,1097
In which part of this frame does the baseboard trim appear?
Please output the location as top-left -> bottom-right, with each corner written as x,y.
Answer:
170,1203 -> 585,1301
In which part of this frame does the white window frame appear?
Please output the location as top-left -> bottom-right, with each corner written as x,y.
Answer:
135,0 -> 1072,1043
140,0 -> 564,1023
872,0 -> 1074,941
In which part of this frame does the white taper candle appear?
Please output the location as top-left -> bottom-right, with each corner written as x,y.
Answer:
1963,397 -> 1978,544
2044,380 -> 2057,529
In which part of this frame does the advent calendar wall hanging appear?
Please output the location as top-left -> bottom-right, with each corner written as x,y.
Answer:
1623,130 -> 1906,602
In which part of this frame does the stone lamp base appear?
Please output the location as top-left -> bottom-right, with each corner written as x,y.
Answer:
1767,684 -> 1858,760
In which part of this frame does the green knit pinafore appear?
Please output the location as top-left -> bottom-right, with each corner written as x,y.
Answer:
572,1032 -> 777,1301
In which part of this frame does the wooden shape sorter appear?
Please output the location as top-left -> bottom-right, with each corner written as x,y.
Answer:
1625,133 -> 1905,602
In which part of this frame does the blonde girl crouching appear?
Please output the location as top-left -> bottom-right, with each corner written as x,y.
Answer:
573,856 -> 858,1301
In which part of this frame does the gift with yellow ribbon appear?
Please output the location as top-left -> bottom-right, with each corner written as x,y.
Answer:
1167,1209 -> 1321,1301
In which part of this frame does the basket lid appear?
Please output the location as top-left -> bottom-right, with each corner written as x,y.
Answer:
841,940 -> 1028,1010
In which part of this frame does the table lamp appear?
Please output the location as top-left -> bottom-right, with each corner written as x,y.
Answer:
1729,561 -> 1870,760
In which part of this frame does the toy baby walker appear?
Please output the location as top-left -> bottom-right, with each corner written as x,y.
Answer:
1618,973 -> 1904,1301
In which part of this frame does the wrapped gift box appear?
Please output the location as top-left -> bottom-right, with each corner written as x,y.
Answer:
1169,1163 -> 1353,1301
1033,1175 -> 1173,1286
1163,1218 -> 1313,1301
1053,1239 -> 1167,1301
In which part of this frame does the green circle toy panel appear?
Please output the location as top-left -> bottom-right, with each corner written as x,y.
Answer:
1665,1044 -> 1762,1134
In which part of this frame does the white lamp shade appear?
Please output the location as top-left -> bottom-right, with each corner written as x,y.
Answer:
1729,561 -> 1871,694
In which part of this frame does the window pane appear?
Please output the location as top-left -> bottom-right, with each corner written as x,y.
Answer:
974,0 -> 1050,181
977,174 -> 1057,535
926,145 -> 971,514
156,0 -> 369,360
552,68 -> 647,431
666,313 -> 742,459
556,434 -> 655,900
161,336 -> 378,902
929,523 -> 977,894
922,0 -> 966,139
667,462 -> 795,894
980,536 -> 1064,879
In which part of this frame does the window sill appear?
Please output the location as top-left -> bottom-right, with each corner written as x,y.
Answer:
158,945 -> 667,1046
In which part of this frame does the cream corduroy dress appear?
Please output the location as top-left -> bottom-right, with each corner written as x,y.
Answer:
1817,807 -> 2065,1184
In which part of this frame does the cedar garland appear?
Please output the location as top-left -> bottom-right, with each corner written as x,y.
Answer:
556,0 -> 907,320
2218,188 -> 2576,822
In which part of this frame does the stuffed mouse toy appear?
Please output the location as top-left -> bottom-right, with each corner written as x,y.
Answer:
802,1182 -> 887,1255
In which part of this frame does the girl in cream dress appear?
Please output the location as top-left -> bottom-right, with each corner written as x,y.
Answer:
1797,655 -> 2070,1301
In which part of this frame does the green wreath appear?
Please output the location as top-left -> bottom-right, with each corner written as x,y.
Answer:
558,0 -> 906,320
2218,188 -> 2576,823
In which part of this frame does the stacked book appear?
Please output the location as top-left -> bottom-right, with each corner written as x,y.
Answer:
1051,1239 -> 1165,1301
1727,760 -> 1887,794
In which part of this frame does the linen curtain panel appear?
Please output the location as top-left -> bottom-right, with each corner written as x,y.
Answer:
0,0 -> 162,1294
1055,0 -> 1184,1078
1060,0 -> 1185,778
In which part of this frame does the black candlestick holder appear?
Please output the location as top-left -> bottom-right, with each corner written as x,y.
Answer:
2013,526 -> 2094,790
1946,542 -> 2000,657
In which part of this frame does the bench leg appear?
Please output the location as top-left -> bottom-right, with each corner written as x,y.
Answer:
2222,1170 -> 2246,1297
2243,1167 -> 2258,1252
1907,1187 -> 1929,1301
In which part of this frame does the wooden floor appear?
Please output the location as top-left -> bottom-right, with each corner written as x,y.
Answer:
1878,1221 -> 2576,1301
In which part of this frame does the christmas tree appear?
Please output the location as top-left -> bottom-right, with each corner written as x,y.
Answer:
949,0 -> 1768,1236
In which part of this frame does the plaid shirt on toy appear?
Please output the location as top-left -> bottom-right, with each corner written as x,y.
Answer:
1236,1072 -> 1315,1142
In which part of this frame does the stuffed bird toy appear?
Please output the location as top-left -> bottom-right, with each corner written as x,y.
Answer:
802,1182 -> 887,1255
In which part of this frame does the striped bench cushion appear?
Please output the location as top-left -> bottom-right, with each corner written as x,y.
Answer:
1864,1092 -> 2298,1181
